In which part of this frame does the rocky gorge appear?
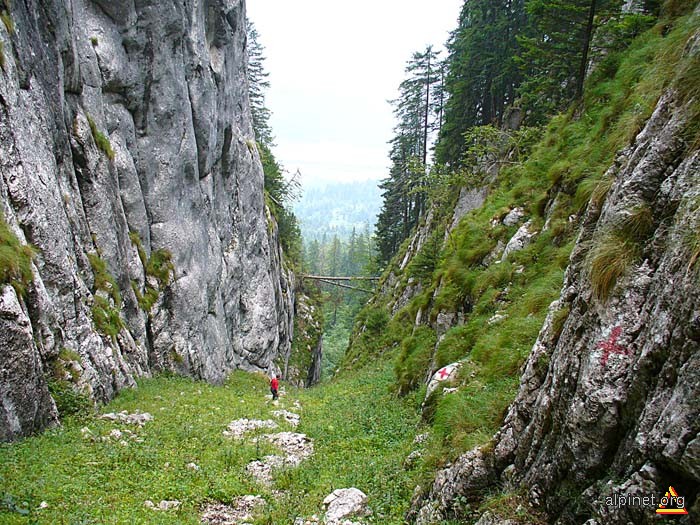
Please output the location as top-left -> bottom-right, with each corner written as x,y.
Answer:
0,0 -> 298,441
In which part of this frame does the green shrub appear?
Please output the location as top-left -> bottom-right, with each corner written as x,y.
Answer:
128,231 -> 147,266
360,305 -> 389,334
478,491 -> 548,524
146,249 -> 174,286
0,41 -> 5,70
91,295 -> 123,336
47,380 -> 92,418
128,232 -> 175,313
131,280 -> 159,312
49,347 -> 82,383
474,261 -> 513,297
431,377 -> 516,456
87,252 -> 120,304
0,213 -> 37,296
434,324 -> 480,369
86,115 -> 114,160
407,230 -> 443,282
342,306 -> 397,367
395,326 -> 437,395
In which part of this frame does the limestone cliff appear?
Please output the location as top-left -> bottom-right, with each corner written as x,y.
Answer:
0,0 -> 294,441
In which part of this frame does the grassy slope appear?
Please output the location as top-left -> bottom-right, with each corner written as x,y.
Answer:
343,3 -> 700,478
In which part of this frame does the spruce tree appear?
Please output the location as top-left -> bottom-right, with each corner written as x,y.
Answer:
246,20 -> 274,147
376,47 -> 444,265
516,0 -> 624,124
435,0 -> 527,166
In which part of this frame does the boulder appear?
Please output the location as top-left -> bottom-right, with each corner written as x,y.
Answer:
322,488 -> 370,524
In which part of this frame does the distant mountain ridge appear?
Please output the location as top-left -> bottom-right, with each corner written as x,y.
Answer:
293,180 -> 382,240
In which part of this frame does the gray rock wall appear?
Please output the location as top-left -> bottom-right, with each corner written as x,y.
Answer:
0,0 -> 293,441
411,82 -> 699,525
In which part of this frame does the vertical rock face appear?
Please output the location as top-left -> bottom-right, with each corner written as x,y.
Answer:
0,0 -> 293,441
411,88 -> 699,524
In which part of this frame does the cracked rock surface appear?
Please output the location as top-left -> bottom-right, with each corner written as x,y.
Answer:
0,0 -> 294,441
410,59 -> 700,525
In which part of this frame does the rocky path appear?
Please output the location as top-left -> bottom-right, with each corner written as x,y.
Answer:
92,395 -> 370,523
199,392 -> 369,524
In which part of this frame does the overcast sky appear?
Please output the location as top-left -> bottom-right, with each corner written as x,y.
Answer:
247,0 -> 463,188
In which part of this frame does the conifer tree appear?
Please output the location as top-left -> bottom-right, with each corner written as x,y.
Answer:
516,0 -> 624,124
376,47 -> 444,265
245,19 -> 302,265
435,0 -> 527,166
246,20 -> 274,147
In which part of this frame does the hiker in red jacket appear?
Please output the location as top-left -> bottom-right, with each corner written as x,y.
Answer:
270,375 -> 279,400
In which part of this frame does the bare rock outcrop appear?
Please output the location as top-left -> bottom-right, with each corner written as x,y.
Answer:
0,0 -> 294,440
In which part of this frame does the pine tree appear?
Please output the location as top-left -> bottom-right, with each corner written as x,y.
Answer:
246,19 -> 303,266
435,0 -> 527,166
376,47 -> 444,265
246,20 -> 274,147
516,0 -> 624,124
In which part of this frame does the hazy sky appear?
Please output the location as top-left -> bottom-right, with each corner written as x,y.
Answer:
247,0 -> 463,188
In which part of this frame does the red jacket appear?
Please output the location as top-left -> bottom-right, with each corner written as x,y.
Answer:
271,378 -> 279,390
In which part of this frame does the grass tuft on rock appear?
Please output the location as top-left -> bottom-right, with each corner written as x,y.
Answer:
87,115 -> 115,160
0,213 -> 37,297
128,231 -> 175,313
87,252 -> 120,305
587,231 -> 640,302
1,10 -> 13,34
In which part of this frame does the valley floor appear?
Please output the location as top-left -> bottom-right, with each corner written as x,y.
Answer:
0,364 -> 422,524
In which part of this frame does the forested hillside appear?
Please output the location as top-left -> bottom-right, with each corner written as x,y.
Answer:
293,180 -> 382,241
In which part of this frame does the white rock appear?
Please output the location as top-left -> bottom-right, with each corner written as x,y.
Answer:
474,510 -> 519,525
488,312 -> 508,325
186,462 -> 200,471
246,432 -> 314,485
322,488 -> 370,524
425,363 -> 462,401
222,418 -> 278,439
413,433 -> 429,445
501,220 -> 537,262
201,495 -> 265,524
272,409 -> 301,427
101,411 -> 153,426
502,207 -> 526,226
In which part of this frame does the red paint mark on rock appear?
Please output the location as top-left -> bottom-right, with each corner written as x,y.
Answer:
597,326 -> 630,366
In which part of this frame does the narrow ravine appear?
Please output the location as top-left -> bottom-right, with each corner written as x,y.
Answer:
0,365 -> 421,524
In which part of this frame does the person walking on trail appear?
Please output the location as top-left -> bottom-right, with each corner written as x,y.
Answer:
270,375 -> 279,401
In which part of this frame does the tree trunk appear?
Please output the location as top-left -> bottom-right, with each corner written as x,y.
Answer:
577,0 -> 598,99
